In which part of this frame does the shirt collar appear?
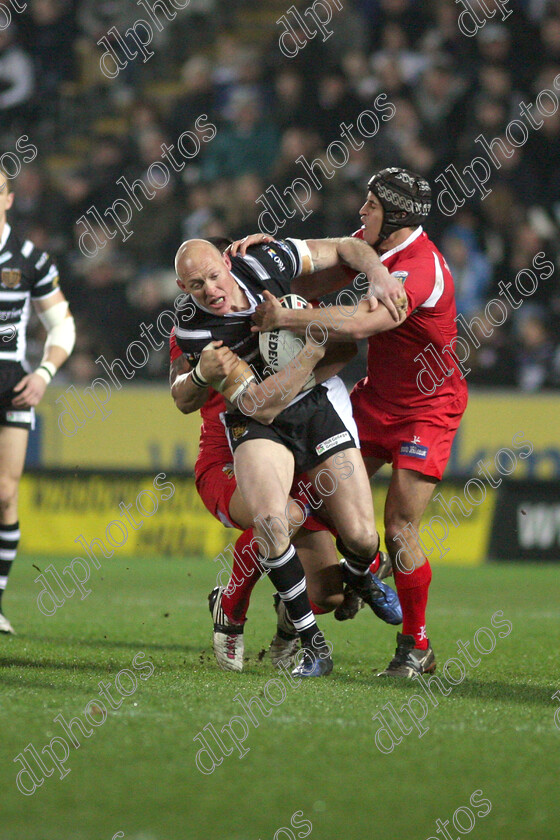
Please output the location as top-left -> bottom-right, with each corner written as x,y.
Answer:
379,226 -> 423,263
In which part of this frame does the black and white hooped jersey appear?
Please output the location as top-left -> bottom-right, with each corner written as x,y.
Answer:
174,238 -> 310,377
0,223 -> 61,364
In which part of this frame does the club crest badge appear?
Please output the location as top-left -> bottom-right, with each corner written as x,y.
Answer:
230,421 -> 248,441
391,271 -> 409,284
1,268 -> 22,289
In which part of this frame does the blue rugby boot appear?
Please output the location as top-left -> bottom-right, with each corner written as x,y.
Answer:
340,558 -> 403,626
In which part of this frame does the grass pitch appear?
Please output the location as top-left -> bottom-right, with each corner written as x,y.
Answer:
0,556 -> 558,840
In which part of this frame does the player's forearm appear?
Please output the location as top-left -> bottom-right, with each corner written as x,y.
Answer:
34,311 -> 76,384
171,372 -> 209,414
279,305 -> 366,341
335,236 -> 384,277
41,345 -> 69,369
236,345 -> 324,423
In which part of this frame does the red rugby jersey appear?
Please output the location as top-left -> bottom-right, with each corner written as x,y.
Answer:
169,330 -> 230,480
354,227 -> 468,412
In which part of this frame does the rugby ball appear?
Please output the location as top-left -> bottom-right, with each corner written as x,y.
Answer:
259,294 -> 316,391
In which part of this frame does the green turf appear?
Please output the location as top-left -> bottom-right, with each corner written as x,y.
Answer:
0,556 -> 558,840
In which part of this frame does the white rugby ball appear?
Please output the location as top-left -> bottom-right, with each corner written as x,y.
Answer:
259,294 -> 316,391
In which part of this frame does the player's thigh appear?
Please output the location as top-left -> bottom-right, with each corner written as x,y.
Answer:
307,448 -> 377,554
384,468 -> 438,536
308,447 -> 375,525
234,438 -> 294,518
227,488 -> 256,532
0,425 -> 28,500
294,527 -> 343,610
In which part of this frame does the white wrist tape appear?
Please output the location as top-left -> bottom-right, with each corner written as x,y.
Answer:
34,361 -> 57,385
287,238 -> 314,275
37,301 -> 76,356
191,361 -> 208,388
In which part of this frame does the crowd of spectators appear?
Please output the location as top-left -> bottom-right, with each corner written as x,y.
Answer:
2,0 -> 560,391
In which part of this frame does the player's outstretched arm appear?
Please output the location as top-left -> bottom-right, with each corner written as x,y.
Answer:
227,232 -> 354,299
12,290 -> 76,408
305,237 -> 406,321
228,233 -> 405,309
252,291 -> 406,342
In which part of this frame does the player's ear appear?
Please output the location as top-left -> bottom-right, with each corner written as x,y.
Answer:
222,252 -> 232,269
176,277 -> 186,292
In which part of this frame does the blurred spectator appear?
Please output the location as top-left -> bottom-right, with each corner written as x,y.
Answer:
442,226 -> 492,317
310,69 -> 363,142
124,179 -> 182,268
514,311 -> 556,391
0,26 -> 34,127
202,90 -> 279,180
168,55 -> 216,138
270,67 -> 308,131
25,0 -> 76,104
77,1 -> 139,41
371,23 -> 429,86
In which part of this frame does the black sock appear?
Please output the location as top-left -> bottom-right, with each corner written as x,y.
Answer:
0,521 -> 20,611
336,534 -> 379,575
260,545 -> 320,648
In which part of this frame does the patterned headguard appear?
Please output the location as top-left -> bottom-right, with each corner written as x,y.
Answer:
367,167 -> 432,242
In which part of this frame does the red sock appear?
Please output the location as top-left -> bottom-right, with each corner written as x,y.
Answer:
369,550 -> 381,575
309,599 -> 328,615
393,559 -> 432,649
221,529 -> 264,623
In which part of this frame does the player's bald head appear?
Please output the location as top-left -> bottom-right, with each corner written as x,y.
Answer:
175,239 -> 223,279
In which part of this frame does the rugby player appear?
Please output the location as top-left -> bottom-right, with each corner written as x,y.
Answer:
172,235 -> 404,676
0,164 -> 75,634
240,168 -> 469,678
170,327 -> 400,673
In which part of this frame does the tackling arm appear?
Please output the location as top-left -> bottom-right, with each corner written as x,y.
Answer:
253,292 -> 406,342
227,234 -> 405,318
302,237 -> 406,320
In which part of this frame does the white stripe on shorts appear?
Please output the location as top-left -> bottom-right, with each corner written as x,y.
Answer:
322,375 -> 360,450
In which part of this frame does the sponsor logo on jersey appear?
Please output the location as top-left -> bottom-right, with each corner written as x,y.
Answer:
316,431 -> 351,455
221,463 -> 235,479
0,306 -> 23,321
1,268 -> 22,289
263,245 -> 284,267
274,240 -> 295,268
400,441 -> 428,459
264,245 -> 286,271
392,271 -> 409,284
230,421 -> 248,441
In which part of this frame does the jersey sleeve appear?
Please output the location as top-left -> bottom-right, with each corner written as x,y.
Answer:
169,328 -> 183,364
29,247 -> 61,300
238,238 -> 313,294
394,255 -> 443,313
